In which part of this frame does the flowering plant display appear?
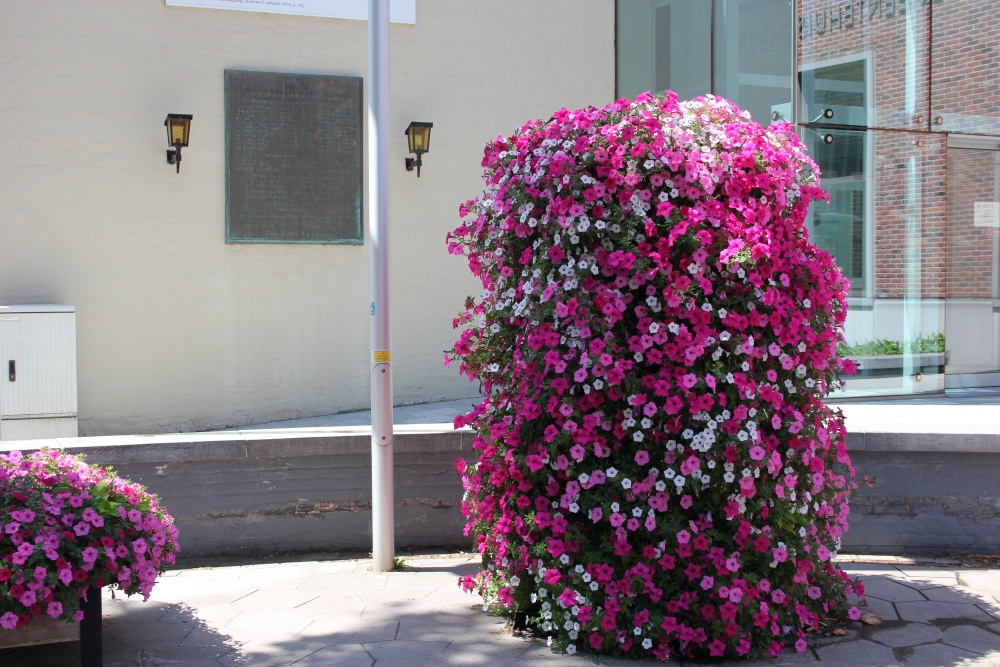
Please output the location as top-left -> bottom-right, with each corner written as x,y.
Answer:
446,93 -> 864,660
0,448 -> 179,630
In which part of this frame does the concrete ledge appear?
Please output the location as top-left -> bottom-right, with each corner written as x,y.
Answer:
1,429 -> 475,561
3,411 -> 998,558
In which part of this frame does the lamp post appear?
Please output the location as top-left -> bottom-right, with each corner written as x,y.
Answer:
368,0 -> 395,574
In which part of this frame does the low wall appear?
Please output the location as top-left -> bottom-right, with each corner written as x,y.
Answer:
3,422 -> 998,560
6,428 -> 475,563
842,430 -> 1000,555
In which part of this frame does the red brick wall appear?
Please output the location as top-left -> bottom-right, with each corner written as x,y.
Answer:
797,0 -> 998,299
946,149 -> 998,298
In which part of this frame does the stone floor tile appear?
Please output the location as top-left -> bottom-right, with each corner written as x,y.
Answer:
923,585 -> 998,605
226,609 -> 314,641
161,602 -> 244,629
862,595 -> 900,622
102,597 -> 172,623
861,578 -> 928,603
883,576 -> 959,592
941,625 -> 1000,654
442,641 -> 538,666
230,587 -> 321,612
294,616 -> 399,644
900,641 -> 979,667
176,625 -> 246,649
814,638 -> 898,665
840,562 -> 908,575
867,622 -> 942,648
396,608 -> 508,643
237,564 -> 315,590
217,639 -> 327,667
139,644 -> 233,665
294,591 -> 367,619
895,600 -> 997,624
141,574 -> 212,601
182,579 -> 259,607
517,642 -> 602,665
174,566 -> 241,580
286,644 -> 374,666
296,560 -> 364,575
960,571 -> 1000,596
361,638 -> 454,663
102,620 -> 191,649
297,571 -> 388,594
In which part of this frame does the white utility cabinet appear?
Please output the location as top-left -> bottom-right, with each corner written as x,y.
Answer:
0,305 -> 78,441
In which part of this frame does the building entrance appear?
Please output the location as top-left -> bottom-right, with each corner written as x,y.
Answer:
945,138 -> 1000,390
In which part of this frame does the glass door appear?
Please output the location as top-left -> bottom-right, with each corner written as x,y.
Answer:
945,137 -> 1000,390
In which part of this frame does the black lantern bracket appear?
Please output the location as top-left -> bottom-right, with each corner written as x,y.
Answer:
164,114 -> 193,173
404,121 -> 433,177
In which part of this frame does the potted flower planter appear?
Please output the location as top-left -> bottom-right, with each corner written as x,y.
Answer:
1,449 -> 178,665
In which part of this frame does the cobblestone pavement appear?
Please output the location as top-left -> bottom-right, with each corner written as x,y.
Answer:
0,554 -> 998,666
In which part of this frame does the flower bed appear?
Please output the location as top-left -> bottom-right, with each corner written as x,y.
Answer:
447,93 -> 864,660
0,448 -> 179,634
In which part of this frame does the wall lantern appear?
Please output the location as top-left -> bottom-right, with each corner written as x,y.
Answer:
404,121 -> 433,177
164,114 -> 193,173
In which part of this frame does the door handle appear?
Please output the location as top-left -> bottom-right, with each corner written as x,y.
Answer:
7,360 -> 13,382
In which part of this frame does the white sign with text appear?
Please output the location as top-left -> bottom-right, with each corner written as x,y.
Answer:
165,0 -> 415,24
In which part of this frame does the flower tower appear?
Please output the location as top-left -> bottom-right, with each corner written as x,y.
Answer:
446,93 -> 863,661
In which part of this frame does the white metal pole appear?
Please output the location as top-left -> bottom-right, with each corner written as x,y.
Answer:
368,0 -> 394,572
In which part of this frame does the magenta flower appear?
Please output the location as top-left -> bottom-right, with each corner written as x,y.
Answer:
448,93 -> 861,661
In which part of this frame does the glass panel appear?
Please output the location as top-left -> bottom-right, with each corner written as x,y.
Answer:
945,145 -> 1000,388
805,128 -> 868,297
616,0 -> 712,101
713,0 -> 793,125
810,130 -> 947,398
931,2 -> 1000,135
798,0 -> 930,131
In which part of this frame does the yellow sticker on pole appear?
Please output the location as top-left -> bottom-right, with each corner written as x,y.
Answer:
374,350 -> 391,362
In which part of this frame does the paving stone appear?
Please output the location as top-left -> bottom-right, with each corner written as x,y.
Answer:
182,579 -> 259,606
294,591 -> 367,619
176,626 -> 245,649
296,560 -> 363,575
868,622 -> 942,648
959,571 -> 1000,596
294,616 -> 399,644
361,638 -> 452,662
139,644 -> 233,665
896,600 -> 997,624
226,609 -> 314,641
442,640 -> 540,666
923,585 -> 998,605
103,620 -> 191,649
217,639 -> 326,667
236,564 -> 315,590
517,642 -> 602,665
901,641 -> 980,667
230,587 -> 321,612
814,638 -> 898,665
297,572 -> 388,594
102,598 -> 172,622
143,574 -> 211,601
884,576 -> 959,591
162,602 -> 244,628
840,562 -> 906,575
861,578 -> 928,603
942,625 -> 1000,654
285,644 -> 374,666
862,595 -> 900,622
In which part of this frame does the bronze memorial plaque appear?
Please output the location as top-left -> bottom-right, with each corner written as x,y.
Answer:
225,70 -> 363,244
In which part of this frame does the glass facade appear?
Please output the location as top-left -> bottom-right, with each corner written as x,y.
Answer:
616,0 -> 1000,397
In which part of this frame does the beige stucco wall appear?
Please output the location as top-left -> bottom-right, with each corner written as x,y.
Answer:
0,0 -> 615,435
